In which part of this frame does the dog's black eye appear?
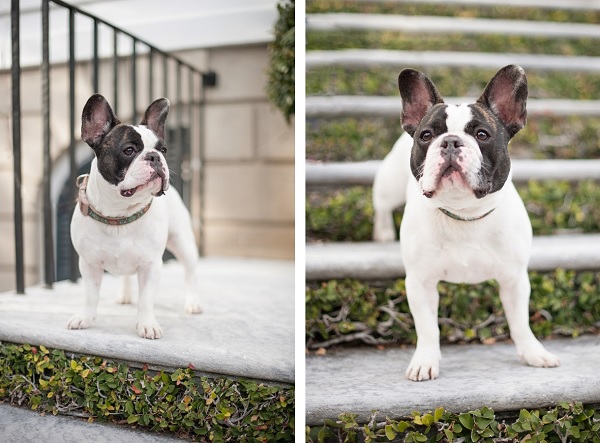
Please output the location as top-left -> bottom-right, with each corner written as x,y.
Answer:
420,131 -> 432,142
123,146 -> 135,156
476,130 -> 490,141
160,146 -> 167,154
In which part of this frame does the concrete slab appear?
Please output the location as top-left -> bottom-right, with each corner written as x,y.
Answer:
306,235 -> 600,280
306,336 -> 600,425
306,95 -> 600,118
0,257 -> 294,384
0,403 -> 180,443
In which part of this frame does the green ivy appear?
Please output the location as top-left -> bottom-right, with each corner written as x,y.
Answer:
267,0 -> 295,122
306,269 -> 600,349
306,402 -> 600,442
0,343 -> 294,442
306,181 -> 600,243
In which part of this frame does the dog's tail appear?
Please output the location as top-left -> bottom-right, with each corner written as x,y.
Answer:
372,132 -> 412,242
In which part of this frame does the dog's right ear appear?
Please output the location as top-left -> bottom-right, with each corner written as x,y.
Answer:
398,69 -> 444,137
81,94 -> 120,149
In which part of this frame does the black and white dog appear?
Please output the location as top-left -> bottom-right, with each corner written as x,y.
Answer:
373,65 -> 560,381
67,94 -> 201,339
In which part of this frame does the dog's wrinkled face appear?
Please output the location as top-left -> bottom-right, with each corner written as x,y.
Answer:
398,65 -> 528,200
81,94 -> 170,198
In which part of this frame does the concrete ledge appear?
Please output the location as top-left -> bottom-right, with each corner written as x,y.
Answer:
306,234 -> 600,280
306,336 -> 600,425
306,159 -> 600,187
0,403 -> 180,443
306,96 -> 600,118
306,13 -> 600,39
354,0 -> 600,11
307,50 -> 600,72
0,257 -> 294,384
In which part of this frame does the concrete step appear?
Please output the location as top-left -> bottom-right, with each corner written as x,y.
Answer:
306,159 -> 600,187
0,257 -> 294,384
0,403 -> 180,443
306,95 -> 600,118
306,234 -> 600,280
307,13 -> 600,39
307,49 -> 600,72
305,335 -> 600,425
367,0 -> 600,10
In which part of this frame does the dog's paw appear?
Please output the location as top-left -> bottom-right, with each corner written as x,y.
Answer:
406,350 -> 441,381
520,345 -> 560,368
137,319 -> 163,340
184,296 -> 203,314
67,313 -> 94,330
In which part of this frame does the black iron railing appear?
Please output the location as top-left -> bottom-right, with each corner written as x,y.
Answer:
10,0 -> 215,293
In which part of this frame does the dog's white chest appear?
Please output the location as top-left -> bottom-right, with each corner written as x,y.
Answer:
71,200 -> 169,276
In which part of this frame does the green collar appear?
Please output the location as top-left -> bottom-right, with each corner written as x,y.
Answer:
77,174 -> 153,225
439,207 -> 495,222
86,200 -> 153,225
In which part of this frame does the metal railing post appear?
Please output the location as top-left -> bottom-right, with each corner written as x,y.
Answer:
11,0 -> 24,294
42,0 -> 55,288
68,8 -> 78,282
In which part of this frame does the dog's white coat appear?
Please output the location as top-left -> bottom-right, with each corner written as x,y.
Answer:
68,125 -> 201,339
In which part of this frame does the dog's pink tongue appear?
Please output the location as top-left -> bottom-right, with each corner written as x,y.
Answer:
121,188 -> 136,197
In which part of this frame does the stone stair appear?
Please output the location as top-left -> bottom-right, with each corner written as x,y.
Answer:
305,0 -> 600,430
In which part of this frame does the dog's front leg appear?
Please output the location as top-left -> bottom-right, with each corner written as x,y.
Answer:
405,275 -> 442,381
67,259 -> 103,330
499,272 -> 560,368
136,260 -> 163,339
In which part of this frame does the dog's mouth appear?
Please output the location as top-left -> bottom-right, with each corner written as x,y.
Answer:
120,169 -> 167,198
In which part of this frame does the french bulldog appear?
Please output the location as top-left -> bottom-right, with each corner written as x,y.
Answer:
67,94 -> 202,339
373,65 -> 560,381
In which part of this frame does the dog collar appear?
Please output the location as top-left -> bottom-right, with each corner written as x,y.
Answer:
439,207 -> 495,222
77,174 -> 153,225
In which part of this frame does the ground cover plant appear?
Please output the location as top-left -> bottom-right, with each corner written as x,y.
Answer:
0,343 -> 294,442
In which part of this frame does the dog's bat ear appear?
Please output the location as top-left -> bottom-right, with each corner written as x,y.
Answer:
140,98 -> 170,141
398,69 -> 444,137
81,94 -> 120,149
478,64 -> 528,138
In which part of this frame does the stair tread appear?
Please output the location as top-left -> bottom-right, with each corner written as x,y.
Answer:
306,234 -> 600,280
0,257 -> 294,384
306,335 -> 600,425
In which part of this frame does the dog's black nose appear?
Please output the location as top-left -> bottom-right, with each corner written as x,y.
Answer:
440,135 -> 464,150
144,151 -> 161,165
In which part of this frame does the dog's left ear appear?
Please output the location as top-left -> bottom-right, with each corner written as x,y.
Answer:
140,98 -> 170,140
478,65 -> 528,138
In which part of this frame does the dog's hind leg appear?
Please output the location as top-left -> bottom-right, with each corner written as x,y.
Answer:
373,134 -> 411,242
166,190 -> 202,314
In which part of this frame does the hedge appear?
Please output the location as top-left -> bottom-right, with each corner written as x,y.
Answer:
306,181 -> 600,243
306,402 -> 600,442
267,0 -> 295,122
306,269 -> 600,349
0,343 -> 294,442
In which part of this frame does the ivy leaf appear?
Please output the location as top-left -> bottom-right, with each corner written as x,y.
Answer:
385,424 -> 396,440
459,413 -> 474,430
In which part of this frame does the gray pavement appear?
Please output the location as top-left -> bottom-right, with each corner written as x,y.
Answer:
306,335 -> 600,425
0,403 -> 181,443
0,257 -> 294,384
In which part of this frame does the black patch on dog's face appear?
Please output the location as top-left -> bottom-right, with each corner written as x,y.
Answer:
466,103 -> 512,196
94,125 -> 144,185
409,103 -> 448,181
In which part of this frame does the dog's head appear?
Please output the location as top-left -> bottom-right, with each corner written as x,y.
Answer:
81,94 -> 170,199
399,65 -> 527,201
